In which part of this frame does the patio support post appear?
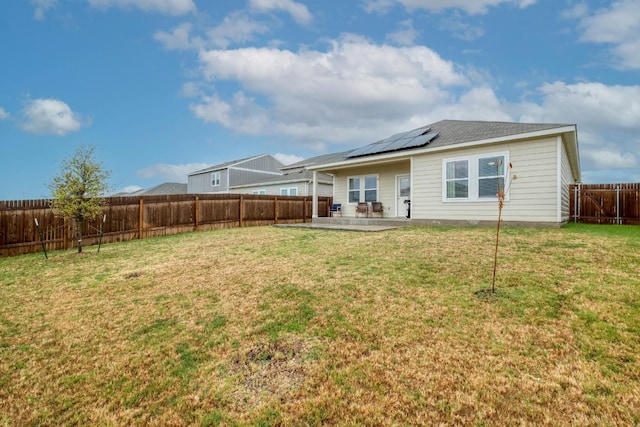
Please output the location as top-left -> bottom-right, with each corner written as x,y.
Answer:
312,171 -> 318,218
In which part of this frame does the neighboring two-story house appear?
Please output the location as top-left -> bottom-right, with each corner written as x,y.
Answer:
187,154 -> 284,194
228,152 -> 337,197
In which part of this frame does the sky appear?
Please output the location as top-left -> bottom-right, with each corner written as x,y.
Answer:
1,0 -> 639,200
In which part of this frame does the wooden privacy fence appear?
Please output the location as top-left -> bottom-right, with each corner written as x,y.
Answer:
0,194 -> 332,257
570,183 -> 640,225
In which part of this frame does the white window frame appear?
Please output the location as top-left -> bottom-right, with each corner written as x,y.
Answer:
442,152 -> 509,202
280,187 -> 298,196
252,189 -> 266,195
347,174 -> 378,204
211,171 -> 221,187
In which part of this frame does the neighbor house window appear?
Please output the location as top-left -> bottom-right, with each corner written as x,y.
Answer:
348,175 -> 378,203
211,172 -> 221,187
252,189 -> 266,195
280,188 -> 298,196
443,153 -> 508,201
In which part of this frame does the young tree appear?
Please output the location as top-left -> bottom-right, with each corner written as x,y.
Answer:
491,160 -> 517,293
48,145 -> 111,253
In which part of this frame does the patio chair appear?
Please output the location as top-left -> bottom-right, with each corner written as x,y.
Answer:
355,202 -> 369,218
330,203 -> 342,217
371,202 -> 384,217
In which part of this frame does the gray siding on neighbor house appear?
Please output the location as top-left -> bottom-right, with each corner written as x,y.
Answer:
188,168 -> 231,193
229,168 -> 282,187
235,155 -> 283,174
187,154 -> 285,194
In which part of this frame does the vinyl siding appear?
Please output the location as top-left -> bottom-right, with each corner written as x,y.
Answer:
235,155 -> 284,173
228,168 -> 281,186
231,182 -> 333,197
332,161 -> 410,217
188,169 -> 230,193
559,137 -> 573,223
411,136 -> 560,222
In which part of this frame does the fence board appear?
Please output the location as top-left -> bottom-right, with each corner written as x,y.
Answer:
0,194 -> 331,257
570,183 -> 640,225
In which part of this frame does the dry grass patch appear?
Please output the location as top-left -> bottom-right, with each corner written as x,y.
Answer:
0,224 -> 639,426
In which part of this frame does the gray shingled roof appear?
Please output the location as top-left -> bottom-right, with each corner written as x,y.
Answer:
426,120 -> 572,149
188,153 -> 279,176
310,119 -> 575,167
230,170 -> 333,188
121,182 -> 187,196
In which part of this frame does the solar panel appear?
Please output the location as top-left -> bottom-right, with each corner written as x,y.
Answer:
346,127 -> 438,158
396,131 -> 439,150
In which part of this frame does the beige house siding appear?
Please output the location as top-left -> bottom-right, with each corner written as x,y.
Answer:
411,137 -> 560,223
232,182 -> 332,197
559,137 -> 574,223
333,161 -> 410,217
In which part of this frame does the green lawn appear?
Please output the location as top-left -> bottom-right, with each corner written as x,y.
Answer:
1,224 -> 639,426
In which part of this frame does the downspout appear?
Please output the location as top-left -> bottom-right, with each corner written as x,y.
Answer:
312,171 -> 318,218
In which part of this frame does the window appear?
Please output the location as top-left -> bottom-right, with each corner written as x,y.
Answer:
478,156 -> 505,198
211,172 -> 221,187
252,189 -> 266,195
280,188 -> 298,196
348,175 -> 378,203
445,160 -> 469,199
443,153 -> 508,201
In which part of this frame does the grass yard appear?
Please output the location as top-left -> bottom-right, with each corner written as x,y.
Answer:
0,223 -> 639,426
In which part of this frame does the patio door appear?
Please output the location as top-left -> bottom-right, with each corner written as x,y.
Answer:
396,175 -> 410,218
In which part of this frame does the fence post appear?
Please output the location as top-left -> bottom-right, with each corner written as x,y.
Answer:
616,185 -> 621,225
194,196 -> 199,231
239,195 -> 244,227
139,198 -> 144,239
573,184 -> 580,222
577,184 -> 581,223
274,196 -> 278,224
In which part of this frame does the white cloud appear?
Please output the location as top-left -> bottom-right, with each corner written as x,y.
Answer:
19,98 -> 89,135
206,12 -> 271,49
363,0 -> 536,15
154,14 -> 271,51
516,81 -> 640,173
154,22 -> 201,51
86,0 -> 196,15
274,153 -> 305,165
583,150 -> 636,169
518,81 -> 640,130
386,20 -> 420,46
249,0 -> 313,25
439,11 -> 485,40
362,0 -> 397,14
31,0 -> 57,20
190,35 -> 469,146
136,163 -> 209,182
571,0 -> 640,69
0,107 -> 9,120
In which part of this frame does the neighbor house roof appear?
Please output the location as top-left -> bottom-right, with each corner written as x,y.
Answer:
230,170 -> 333,189
118,182 -> 188,196
308,119 -> 579,177
188,153 -> 280,176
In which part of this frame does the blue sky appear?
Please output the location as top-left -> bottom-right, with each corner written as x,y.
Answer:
1,0 -> 639,200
